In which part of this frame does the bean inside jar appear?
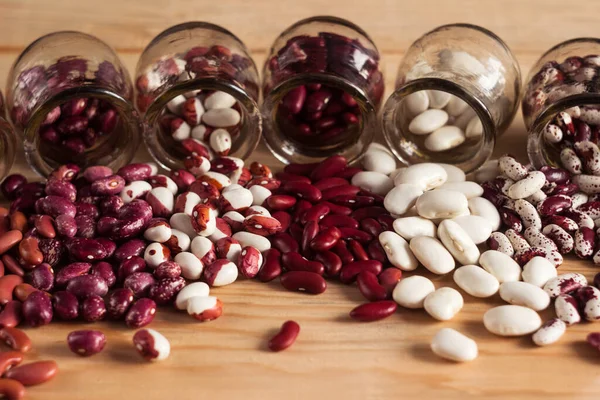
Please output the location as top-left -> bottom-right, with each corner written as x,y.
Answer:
262,17 -> 384,163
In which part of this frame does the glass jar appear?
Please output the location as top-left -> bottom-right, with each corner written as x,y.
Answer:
261,16 -> 384,164
135,22 -> 261,171
382,24 -> 521,172
5,31 -> 141,177
0,91 -> 16,181
523,38 -> 600,170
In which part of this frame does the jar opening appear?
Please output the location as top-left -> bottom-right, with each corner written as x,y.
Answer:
144,77 -> 261,171
383,78 -> 495,172
263,74 -> 375,164
24,87 -> 140,176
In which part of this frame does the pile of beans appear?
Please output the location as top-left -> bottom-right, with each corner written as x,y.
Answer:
265,32 -> 384,144
11,58 -> 128,158
404,90 -> 483,152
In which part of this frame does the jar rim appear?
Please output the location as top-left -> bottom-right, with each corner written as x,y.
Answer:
143,76 -> 262,170
539,37 -> 600,60
528,92 -> 600,169
23,86 -> 141,177
382,77 -> 496,173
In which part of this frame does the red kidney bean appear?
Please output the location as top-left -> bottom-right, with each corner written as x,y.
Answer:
2,255 -> 23,278
4,360 -> 58,386
318,201 -> 352,216
321,185 -> 360,201
118,256 -> 147,282
319,214 -> 359,229
0,352 -> 23,375
148,277 -> 185,305
80,295 -> 106,322
368,240 -> 387,262
359,218 -> 383,237
348,239 -> 369,261
310,155 -> 347,181
66,275 -> 108,299
0,275 -> 22,305
281,182 -> 322,203
22,291 -> 52,327
0,328 -> 31,352
265,195 -> 297,211
13,284 -> 36,302
338,227 -> 372,243
1,175 -> 27,200
52,291 -> 79,320
587,332 -> 600,351
314,251 -> 342,278
0,231 -> 23,255
310,226 -> 341,252
351,206 -> 388,222
68,330 -> 106,356
9,212 -> 27,234
106,288 -> 134,320
125,298 -> 157,328
331,240 -> 354,265
291,200 -> 312,224
302,204 -> 330,224
0,301 -> 22,329
280,271 -> 327,294
288,222 -> 304,244
283,163 -> 318,177
301,221 -> 319,253
271,211 -> 292,232
268,320 -> 300,352
281,252 -> 325,275
90,262 -> 116,288
32,215 -> 55,239
274,172 -> 311,184
258,249 -> 282,283
55,262 -> 91,287
339,260 -> 383,284
337,167 -> 362,180
349,300 -> 397,322
270,233 -> 299,254
313,177 -> 348,191
356,271 -> 387,302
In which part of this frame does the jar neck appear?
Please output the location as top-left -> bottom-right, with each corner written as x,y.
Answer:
382,77 -> 496,173
143,77 -> 262,170
24,86 -> 141,177
262,73 -> 376,164
528,93 -> 600,169
0,118 -> 16,181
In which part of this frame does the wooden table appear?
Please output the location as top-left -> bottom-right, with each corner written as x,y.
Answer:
1,1 -> 600,399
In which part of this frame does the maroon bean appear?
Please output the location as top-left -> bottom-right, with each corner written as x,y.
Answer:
283,163 -> 318,177
587,332 -> 600,351
98,195 -> 123,217
301,221 -> 319,253
288,222 -> 304,243
338,227 -> 372,243
280,271 -> 327,294
106,200 -> 153,240
22,291 -> 53,327
117,256 -> 146,282
548,183 -> 579,196
313,251 -> 342,278
513,247 -> 549,267
282,85 -> 306,114
318,201 -> 352,216
544,215 -> 579,232
106,288 -> 134,320
310,155 -> 347,181
54,215 -> 77,238
376,214 -> 395,231
319,214 -> 359,229
281,252 -> 325,275
97,238 -> 116,259
357,271 -> 388,301
258,249 -> 282,283
169,169 -> 195,192
148,277 -> 185,305
265,195 -> 297,211
52,291 -> 79,320
66,275 -> 108,299
349,300 -> 397,322
337,167 -> 362,180
27,263 -> 54,291
90,262 -> 116,288
0,301 -> 22,329
339,260 -> 383,284
2,255 -> 23,278
114,239 -> 146,262
1,175 -> 27,200
32,215 -> 55,239
540,166 -> 570,186
125,298 -> 157,328
75,202 -> 100,219
38,195 -> 76,218
0,275 -> 22,305
154,261 -> 181,279
351,206 -> 388,221
500,207 -> 523,232
348,239 -> 369,261
273,172 -> 311,184
271,211 -> 292,232
281,182 -> 322,203
117,163 -> 154,182
537,195 -> 572,217
45,180 -> 77,202
124,272 -> 156,298
67,330 -> 106,356
310,226 -> 341,251
321,185 -> 360,201
80,295 -> 106,322
301,204 -> 330,224
268,320 -> 300,352
270,233 -> 299,254
75,215 -> 96,238
65,238 -> 107,261
49,164 -> 80,182
82,166 -> 113,182
331,240 -> 354,265
360,218 -> 383,237
313,177 -> 348,191
90,175 -> 125,196
330,195 -> 375,208
292,200 -> 312,223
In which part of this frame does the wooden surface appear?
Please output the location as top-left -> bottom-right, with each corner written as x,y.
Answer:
1,1 -> 600,399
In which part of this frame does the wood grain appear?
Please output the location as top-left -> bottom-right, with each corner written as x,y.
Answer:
0,1 -> 600,399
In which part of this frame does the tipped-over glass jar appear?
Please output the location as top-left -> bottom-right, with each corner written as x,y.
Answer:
523,38 -> 600,176
382,23 -> 521,172
5,31 -> 141,177
0,91 -> 16,181
261,16 -> 384,164
135,22 -> 261,171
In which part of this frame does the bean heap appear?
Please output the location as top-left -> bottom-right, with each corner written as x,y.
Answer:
405,90 -> 483,152
265,32 -> 384,143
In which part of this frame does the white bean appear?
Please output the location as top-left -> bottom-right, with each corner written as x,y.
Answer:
437,219 -> 480,265
204,91 -> 237,110
507,171 -> 546,199
175,282 -> 210,310
438,181 -> 483,199
431,328 -> 478,362
174,252 -> 204,281
424,126 -> 466,152
405,91 -> 429,115
408,109 -> 449,135
416,190 -> 469,220
379,231 -> 418,271
499,281 -> 550,311
384,184 -> 423,216
451,215 -> 492,244
483,305 -> 542,336
521,254 -> 557,289
232,232 -> 271,252
532,318 -> 566,346
410,236 -> 455,274
351,171 -> 394,196
436,163 -> 465,182
362,149 -> 397,175
453,265 -> 499,298
479,250 -> 521,283
392,216 -> 437,240
465,116 -> 483,138
392,275 -> 435,309
424,287 -> 463,321
202,108 -> 241,128
467,197 -> 501,230
427,90 -> 452,109
445,95 -> 469,117
394,163 -> 448,191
